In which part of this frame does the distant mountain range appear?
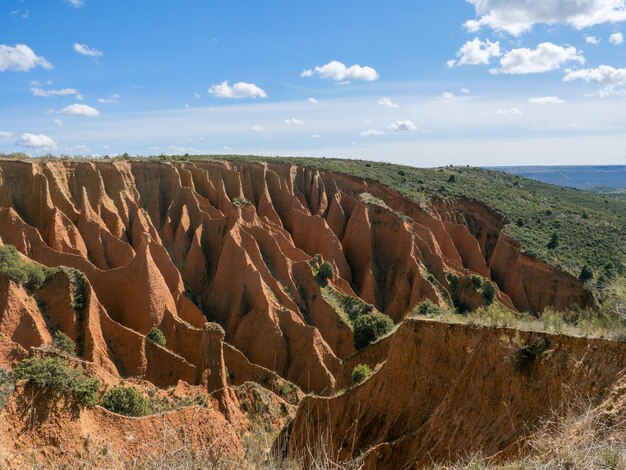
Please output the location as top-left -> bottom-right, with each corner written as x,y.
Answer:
490,165 -> 626,192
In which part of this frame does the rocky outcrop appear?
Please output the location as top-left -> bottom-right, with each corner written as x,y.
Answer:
285,318 -> 626,468
0,159 -> 591,395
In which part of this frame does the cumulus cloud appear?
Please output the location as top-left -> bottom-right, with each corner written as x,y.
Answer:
461,88 -> 471,94
447,38 -> 501,67
31,87 -> 82,99
251,125 -> 265,133
301,60 -> 379,81
493,43 -> 584,74
208,81 -> 267,99
528,96 -> 566,104
0,44 -> 52,72
65,0 -> 84,7
564,65 -> 626,95
15,133 -> 56,149
440,92 -> 456,99
0,131 -> 14,138
378,97 -> 398,108
360,129 -> 386,137
98,94 -> 119,104
585,35 -> 601,44
464,0 -> 626,36
61,103 -> 100,116
53,119 -> 64,126
73,43 -> 102,57
283,118 -> 304,125
388,120 -> 417,131
310,134 -> 322,139
308,98 -> 319,104
609,32 -> 624,44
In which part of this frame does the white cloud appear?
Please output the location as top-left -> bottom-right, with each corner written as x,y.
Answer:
378,97 -> 398,108
283,118 -> 304,125
494,43 -> 584,74
308,98 -> 319,104
251,125 -> 265,133
564,65 -> 626,95
0,44 -> 52,72
495,107 -> 523,115
301,60 -> 379,81
208,81 -> 267,99
528,96 -> 566,104
388,120 -> 417,131
440,92 -> 456,99
98,94 -> 119,104
61,103 -> 100,117
461,88 -> 471,94
609,32 -> 624,44
0,131 -> 14,138
447,38 -> 501,67
73,43 -> 102,57
15,133 -> 56,149
194,92 -> 201,99
360,129 -> 386,137
310,134 -> 322,139
53,119 -> 64,126
168,145 -> 202,154
31,87 -> 81,98
465,0 -> 626,36
65,0 -> 84,7
585,35 -> 601,44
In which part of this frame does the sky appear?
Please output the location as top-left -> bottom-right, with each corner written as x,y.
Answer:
1,0 -> 626,166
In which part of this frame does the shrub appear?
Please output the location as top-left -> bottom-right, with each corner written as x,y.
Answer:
547,232 -> 559,250
482,281 -> 497,305
0,245 -> 53,293
318,261 -> 335,280
353,313 -> 393,350
52,331 -> 76,355
448,174 -> 456,183
516,217 -> 525,227
101,386 -> 148,417
147,327 -> 166,346
471,275 -> 483,288
579,265 -> 594,282
512,336 -> 549,373
12,356 -> 100,407
351,364 -> 372,384
412,299 -> 443,317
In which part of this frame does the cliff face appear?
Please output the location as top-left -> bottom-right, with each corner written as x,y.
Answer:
285,319 -> 626,468
0,159 -> 590,394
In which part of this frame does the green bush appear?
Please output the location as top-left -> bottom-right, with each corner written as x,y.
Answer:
351,364 -> 372,384
412,299 -> 443,317
101,386 -> 148,417
52,331 -> 76,355
318,261 -> 335,280
0,245 -> 53,293
147,327 -> 166,346
353,313 -> 393,350
579,265 -> 594,282
547,232 -> 559,250
482,281 -> 497,305
12,356 -> 100,407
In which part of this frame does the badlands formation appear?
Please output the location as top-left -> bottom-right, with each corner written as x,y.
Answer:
0,158 -> 622,468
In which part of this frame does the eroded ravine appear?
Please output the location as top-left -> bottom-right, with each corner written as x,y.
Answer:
0,159 -> 590,394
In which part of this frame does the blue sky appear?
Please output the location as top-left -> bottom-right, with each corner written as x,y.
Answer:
1,0 -> 626,166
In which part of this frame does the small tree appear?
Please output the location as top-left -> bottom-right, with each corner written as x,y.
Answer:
147,327 -> 166,346
52,331 -> 76,356
579,265 -> 594,282
351,364 -> 372,384
101,386 -> 148,417
353,313 -> 393,350
547,232 -> 559,250
318,261 -> 335,280
482,281 -> 497,305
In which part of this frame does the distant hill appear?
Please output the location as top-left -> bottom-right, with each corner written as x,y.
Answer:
491,165 -> 626,191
